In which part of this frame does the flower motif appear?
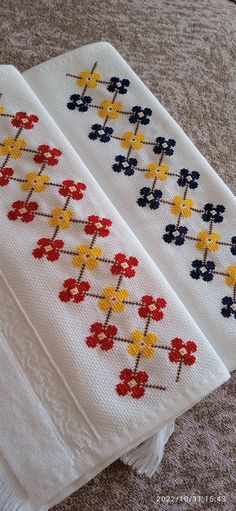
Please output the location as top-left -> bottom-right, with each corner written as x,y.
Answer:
169,338 -> 197,366
145,163 -> 169,181
120,132 -> 145,150
99,287 -> 128,313
163,224 -> 188,246
225,265 -> 236,287
48,208 -> 73,230
67,94 -> 92,112
99,99 -> 122,120
72,244 -> 103,270
129,106 -> 152,125
59,279 -> 90,303
76,70 -> 101,88
171,196 -> 194,218
116,368 -> 148,399
0,138 -> 26,159
7,200 -> 38,222
202,203 -> 225,223
84,215 -> 112,237
11,112 -> 39,130
221,296 -> 236,319
177,168 -> 200,189
128,330 -> 158,358
196,231 -> 221,252
59,180 -> 86,200
107,77 -> 130,94
137,187 -> 163,209
231,236 -> 236,256
112,155 -> 138,176
190,259 -> 215,282
0,106 -> 5,113
21,172 -> 50,192
32,238 -> 64,261
111,253 -> 139,278
88,124 -> 114,143
0,167 -> 14,186
153,137 -> 176,156
86,323 -> 117,351
34,145 -> 62,166
138,295 -> 167,321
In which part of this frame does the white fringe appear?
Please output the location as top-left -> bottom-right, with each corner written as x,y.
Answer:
121,421 -> 175,477
0,454 -> 33,511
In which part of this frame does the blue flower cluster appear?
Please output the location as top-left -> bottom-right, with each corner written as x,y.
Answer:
129,106 -> 152,125
107,77 -> 130,94
137,187 -> 163,209
112,155 -> 138,176
88,124 -> 114,143
67,94 -> 92,112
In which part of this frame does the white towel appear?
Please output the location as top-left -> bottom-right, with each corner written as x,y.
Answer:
0,53 -> 232,511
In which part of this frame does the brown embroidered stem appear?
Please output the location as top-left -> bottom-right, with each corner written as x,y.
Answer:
144,315 -> 151,336
63,195 -> 70,210
104,308 -> 112,328
116,274 -> 123,291
233,284 -> 236,302
51,226 -> 59,241
77,263 -> 86,282
134,353 -> 141,373
89,233 -> 97,248
176,359 -> 183,383
0,154 -> 10,169
114,336 -> 132,344
14,126 -> 23,141
143,383 -> 166,391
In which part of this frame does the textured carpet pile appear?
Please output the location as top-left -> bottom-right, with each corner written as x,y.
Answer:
0,1 -> 235,509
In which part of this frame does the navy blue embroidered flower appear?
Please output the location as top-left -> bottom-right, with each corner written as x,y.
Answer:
107,77 -> 130,94
67,94 -> 92,112
163,224 -> 188,246
88,124 -> 113,143
129,106 -> 152,125
230,236 -> 236,256
153,137 -> 176,156
202,203 -> 225,223
190,259 -> 215,282
177,168 -> 200,189
137,187 -> 163,210
221,296 -> 236,319
112,155 -> 138,176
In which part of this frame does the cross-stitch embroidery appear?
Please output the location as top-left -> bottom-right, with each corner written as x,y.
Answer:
0,102 -> 200,398
65,63 -> 236,319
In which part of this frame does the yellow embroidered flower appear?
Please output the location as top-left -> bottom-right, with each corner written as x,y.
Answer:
49,208 -> 73,230
76,70 -> 101,88
128,330 -> 158,358
99,99 -> 122,120
99,287 -> 128,313
145,163 -> 169,181
196,231 -> 221,251
120,132 -> 145,150
72,244 -> 103,270
0,106 -> 5,114
0,138 -> 26,159
171,195 -> 194,218
21,172 -> 50,192
225,265 -> 236,287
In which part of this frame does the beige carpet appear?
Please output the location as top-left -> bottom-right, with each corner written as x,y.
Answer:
1,0 -> 235,509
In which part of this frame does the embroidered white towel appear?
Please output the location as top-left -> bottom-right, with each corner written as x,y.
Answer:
0,65 -> 230,510
23,42 -> 236,371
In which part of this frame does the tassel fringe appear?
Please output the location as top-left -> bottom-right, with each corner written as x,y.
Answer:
121,421 -> 175,477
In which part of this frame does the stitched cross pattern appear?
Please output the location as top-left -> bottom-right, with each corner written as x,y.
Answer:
65,63 -> 236,320
0,100 -> 199,399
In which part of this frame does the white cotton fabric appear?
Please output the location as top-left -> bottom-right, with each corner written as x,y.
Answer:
23,42 -> 236,371
0,63 -> 231,510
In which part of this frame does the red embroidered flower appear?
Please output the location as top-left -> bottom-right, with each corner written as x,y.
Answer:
7,200 -> 38,222
11,112 -> 39,130
33,145 -> 62,166
59,180 -> 86,200
86,322 -> 117,351
0,167 -> 14,186
138,295 -> 167,321
59,278 -> 90,303
111,253 -> 139,278
169,338 -> 197,366
84,215 -> 112,237
32,238 -> 64,261
116,368 -> 148,399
